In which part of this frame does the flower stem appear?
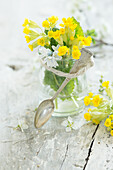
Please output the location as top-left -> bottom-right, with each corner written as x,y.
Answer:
71,96 -> 79,108
55,98 -> 58,109
53,73 -> 60,87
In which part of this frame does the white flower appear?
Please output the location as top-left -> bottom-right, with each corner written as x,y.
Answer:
52,45 -> 60,51
43,56 -> 59,68
53,51 -> 62,60
38,45 -> 62,68
38,46 -> 52,58
52,45 -> 62,60
61,116 -> 76,132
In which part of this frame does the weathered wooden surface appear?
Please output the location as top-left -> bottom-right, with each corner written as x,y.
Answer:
0,0 -> 113,170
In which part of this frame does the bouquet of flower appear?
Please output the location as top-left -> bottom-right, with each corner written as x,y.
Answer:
23,16 -> 92,107
84,81 -> 113,136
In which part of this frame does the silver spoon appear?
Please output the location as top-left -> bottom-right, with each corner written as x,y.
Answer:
34,48 -> 93,128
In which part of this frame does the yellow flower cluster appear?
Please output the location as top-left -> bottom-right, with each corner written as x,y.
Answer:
22,18 -> 29,27
84,108 -> 99,124
42,20 -> 50,28
53,30 -> 61,39
23,26 -> 30,34
25,35 -> 30,43
60,17 -> 77,31
60,28 -> 65,34
42,16 -> 58,28
104,118 -> 111,127
84,93 -> 102,124
23,18 -> 50,51
102,81 -> 109,88
48,30 -> 60,39
72,45 -> 81,60
77,35 -> 92,46
84,80 -> 113,136
48,16 -> 58,24
104,116 -> 113,136
84,108 -> 100,125
47,28 -> 66,42
28,44 -> 33,51
84,93 -> 101,108
92,95 -> 101,107
84,96 -> 91,106
84,107 -> 100,125
89,92 -> 93,98
58,46 -> 69,56
84,112 -> 100,125
84,113 -> 91,121
37,38 -> 45,46
22,16 -> 92,55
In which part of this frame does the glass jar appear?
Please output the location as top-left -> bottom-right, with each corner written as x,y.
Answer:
38,58 -> 87,117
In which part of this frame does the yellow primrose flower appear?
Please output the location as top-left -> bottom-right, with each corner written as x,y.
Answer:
104,118 -> 111,127
69,18 -> 74,24
23,26 -> 30,34
88,108 -> 91,112
62,17 -> 67,24
92,119 -> 100,125
102,81 -> 109,88
37,38 -> 45,46
48,16 -> 58,24
62,17 -> 73,26
72,50 -> 81,60
70,36 -> 74,41
77,35 -> 84,41
60,28 -> 65,34
84,96 -> 91,106
59,23 -> 64,27
22,18 -> 29,27
84,113 -> 91,121
69,23 -> 77,31
89,92 -> 93,98
109,115 -> 113,120
42,20 -> 50,28
28,44 -> 33,51
73,45 -> 78,50
45,42 -> 49,46
53,30 -> 61,39
25,35 -> 30,43
111,130 -> 113,136
62,17 -> 77,31
58,46 -> 69,56
82,36 -> 92,46
48,31 -> 54,38
110,122 -> 113,129
92,95 -> 101,107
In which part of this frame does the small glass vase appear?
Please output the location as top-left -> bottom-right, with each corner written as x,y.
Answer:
38,58 -> 87,117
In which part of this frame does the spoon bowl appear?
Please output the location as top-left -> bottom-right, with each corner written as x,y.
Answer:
34,99 -> 54,128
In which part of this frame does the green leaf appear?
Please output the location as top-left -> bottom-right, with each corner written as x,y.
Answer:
44,30 -> 49,35
99,79 -> 103,83
72,16 -> 84,37
85,29 -> 97,37
92,38 -> 96,45
50,38 -> 58,49
44,59 -> 75,100
52,27 -> 59,32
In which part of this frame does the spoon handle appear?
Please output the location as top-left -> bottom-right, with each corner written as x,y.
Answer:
51,78 -> 71,101
51,48 -> 93,101
51,64 -> 76,101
